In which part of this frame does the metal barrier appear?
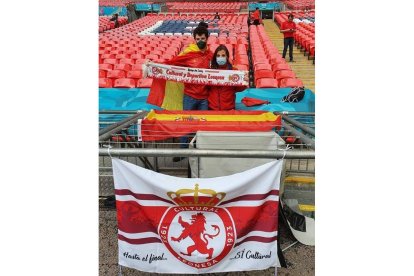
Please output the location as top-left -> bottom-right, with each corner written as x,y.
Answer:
98,111 -> 315,197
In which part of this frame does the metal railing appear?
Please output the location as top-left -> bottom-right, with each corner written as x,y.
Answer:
98,111 -> 315,196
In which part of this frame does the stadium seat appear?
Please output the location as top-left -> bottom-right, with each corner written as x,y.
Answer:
234,64 -> 248,71
254,63 -> 272,71
99,64 -> 113,70
116,54 -> 131,59
254,70 -> 274,81
103,58 -> 118,65
273,63 -> 291,72
99,78 -> 113,88
127,70 -> 143,79
102,54 -> 116,59
114,78 -> 136,88
275,70 -> 296,81
256,78 -> 278,88
119,58 -> 135,65
279,78 -> 304,88
106,70 -> 126,79
99,70 -> 107,78
114,64 -> 132,71
137,78 -> 153,88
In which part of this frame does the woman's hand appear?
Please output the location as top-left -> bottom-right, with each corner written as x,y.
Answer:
243,72 -> 249,82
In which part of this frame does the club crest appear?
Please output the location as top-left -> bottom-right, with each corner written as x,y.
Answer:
159,184 -> 236,268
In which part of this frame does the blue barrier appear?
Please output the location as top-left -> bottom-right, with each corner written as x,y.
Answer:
99,6 -> 127,16
248,2 -> 281,11
99,88 -> 315,112
135,3 -> 160,11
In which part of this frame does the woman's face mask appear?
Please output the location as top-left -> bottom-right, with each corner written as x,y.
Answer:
216,57 -> 227,66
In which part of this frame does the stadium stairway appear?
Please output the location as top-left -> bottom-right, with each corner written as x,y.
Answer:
263,19 -> 315,93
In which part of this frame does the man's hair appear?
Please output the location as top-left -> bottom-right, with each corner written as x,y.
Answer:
193,26 -> 209,39
256,7 -> 259,10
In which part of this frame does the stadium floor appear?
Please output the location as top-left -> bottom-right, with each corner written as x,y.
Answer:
263,19 -> 315,93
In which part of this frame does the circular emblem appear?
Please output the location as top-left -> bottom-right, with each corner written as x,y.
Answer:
152,67 -> 161,75
230,74 -> 240,83
159,206 -> 236,269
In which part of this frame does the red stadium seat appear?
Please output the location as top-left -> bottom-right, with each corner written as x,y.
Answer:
116,54 -> 131,59
254,70 -> 274,81
99,78 -> 113,88
127,70 -> 143,79
279,78 -> 304,88
131,54 -> 143,60
119,58 -> 135,65
106,70 -> 126,79
234,64 -> 248,71
275,70 -> 296,81
114,78 -> 136,88
103,58 -> 118,65
114,63 -> 132,71
99,70 -> 107,78
137,78 -> 153,88
102,54 -> 116,59
254,63 -> 272,71
99,64 -> 113,71
132,64 -> 144,71
273,63 -> 291,72
256,78 -> 278,88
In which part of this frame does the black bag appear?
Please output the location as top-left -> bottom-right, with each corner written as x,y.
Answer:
281,87 -> 305,103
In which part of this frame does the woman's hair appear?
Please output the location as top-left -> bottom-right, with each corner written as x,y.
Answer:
211,45 -> 232,69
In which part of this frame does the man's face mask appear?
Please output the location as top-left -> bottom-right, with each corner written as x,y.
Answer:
196,40 -> 207,50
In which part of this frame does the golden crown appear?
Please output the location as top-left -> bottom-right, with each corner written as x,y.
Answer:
167,184 -> 226,207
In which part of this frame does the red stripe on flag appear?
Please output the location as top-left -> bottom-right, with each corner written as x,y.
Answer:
115,189 -> 174,205
118,234 -> 162,245
116,201 -> 169,234
219,190 -> 279,205
227,201 -> 279,239
234,236 -> 278,248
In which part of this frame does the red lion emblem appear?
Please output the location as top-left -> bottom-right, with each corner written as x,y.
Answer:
171,213 -> 220,259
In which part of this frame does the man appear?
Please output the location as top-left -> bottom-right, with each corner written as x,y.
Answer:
179,26 -> 212,112
110,13 -> 119,28
146,26 -> 213,159
252,7 -> 260,25
213,12 -> 220,20
280,14 -> 296,62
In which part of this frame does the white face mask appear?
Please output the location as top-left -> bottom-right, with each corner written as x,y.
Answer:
216,57 -> 227,66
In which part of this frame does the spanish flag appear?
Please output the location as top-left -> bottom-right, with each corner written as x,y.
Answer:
141,110 -> 281,141
147,44 -> 212,110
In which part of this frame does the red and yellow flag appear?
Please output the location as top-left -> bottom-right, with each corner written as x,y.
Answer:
141,110 -> 281,141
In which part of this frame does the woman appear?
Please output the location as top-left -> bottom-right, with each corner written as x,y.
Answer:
208,45 -> 247,110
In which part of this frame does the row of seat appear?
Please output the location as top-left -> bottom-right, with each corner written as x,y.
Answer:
166,2 -> 245,13
294,23 -> 315,58
100,14 -> 249,39
282,0 -> 315,10
99,0 -> 127,7
250,25 -> 304,88
99,16 -> 128,33
99,13 -> 249,88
